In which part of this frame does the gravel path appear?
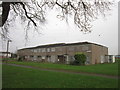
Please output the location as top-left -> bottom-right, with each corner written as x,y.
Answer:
3,63 -> 119,79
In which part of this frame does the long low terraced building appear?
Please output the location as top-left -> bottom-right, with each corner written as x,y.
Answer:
17,42 -> 109,65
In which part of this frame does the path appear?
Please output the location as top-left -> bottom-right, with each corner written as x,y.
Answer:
2,63 -> 118,79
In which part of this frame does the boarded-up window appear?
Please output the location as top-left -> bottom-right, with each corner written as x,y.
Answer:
30,55 -> 34,58
31,49 -> 37,52
42,48 -> 46,52
42,56 -> 45,59
31,49 -> 34,52
47,48 -> 50,52
51,48 -> 55,52
51,55 -> 56,62
34,56 -> 37,60
82,46 -> 89,51
68,47 -> 74,51
85,56 -> 90,64
38,49 -> 41,52
56,47 -> 62,52
37,56 -> 41,58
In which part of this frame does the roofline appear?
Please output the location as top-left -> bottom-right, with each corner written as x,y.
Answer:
0,52 -> 11,54
65,42 -> 107,48
18,41 -> 108,51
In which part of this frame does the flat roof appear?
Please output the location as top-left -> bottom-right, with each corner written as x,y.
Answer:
0,52 -> 11,54
18,41 -> 108,51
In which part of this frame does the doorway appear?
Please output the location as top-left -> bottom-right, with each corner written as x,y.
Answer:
57,55 -> 66,63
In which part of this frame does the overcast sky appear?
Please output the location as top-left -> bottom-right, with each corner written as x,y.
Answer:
0,1 -> 119,55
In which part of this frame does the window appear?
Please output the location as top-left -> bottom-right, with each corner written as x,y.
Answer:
37,56 -> 41,58
85,56 -> 90,64
76,46 -> 80,50
42,48 -> 46,52
31,49 -> 34,52
34,49 -> 38,53
38,49 -> 41,52
51,48 -> 55,52
34,56 -> 37,60
37,49 -> 41,52
68,47 -> 74,51
30,55 -> 34,58
42,56 -> 45,59
27,56 -> 30,58
31,49 -> 38,52
56,47 -> 62,52
47,48 -> 50,52
25,56 -> 28,58
37,49 -> 39,52
82,46 -> 89,51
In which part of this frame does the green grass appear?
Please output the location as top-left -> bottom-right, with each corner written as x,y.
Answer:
2,64 -> 118,88
7,61 -> 118,76
0,63 -> 2,89
115,58 -> 120,63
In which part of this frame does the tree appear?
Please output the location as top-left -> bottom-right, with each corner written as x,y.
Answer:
74,52 -> 86,65
0,0 -> 113,39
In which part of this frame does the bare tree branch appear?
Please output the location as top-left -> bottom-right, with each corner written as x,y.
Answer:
0,0 -> 114,39
19,2 -> 37,26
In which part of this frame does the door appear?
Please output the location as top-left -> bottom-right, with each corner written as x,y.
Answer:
58,55 -> 66,63
100,55 -> 104,63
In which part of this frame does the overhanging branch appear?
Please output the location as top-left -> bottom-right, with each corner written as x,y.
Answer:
1,2 -> 10,27
19,2 -> 37,26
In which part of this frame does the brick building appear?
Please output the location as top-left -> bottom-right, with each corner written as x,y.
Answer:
17,42 -> 108,65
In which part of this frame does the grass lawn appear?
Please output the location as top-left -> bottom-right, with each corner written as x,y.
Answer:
2,64 -> 118,88
115,58 -> 120,62
6,61 -> 118,76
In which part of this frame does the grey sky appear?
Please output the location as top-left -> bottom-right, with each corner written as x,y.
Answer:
0,1 -> 119,55
118,1 -> 120,55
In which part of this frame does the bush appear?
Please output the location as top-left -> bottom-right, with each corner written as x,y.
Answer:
18,56 -> 25,62
74,52 -> 86,65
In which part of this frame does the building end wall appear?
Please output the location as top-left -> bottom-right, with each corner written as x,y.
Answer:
91,44 -> 108,64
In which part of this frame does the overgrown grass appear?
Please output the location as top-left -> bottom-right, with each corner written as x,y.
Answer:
7,61 -> 118,76
2,64 -> 118,88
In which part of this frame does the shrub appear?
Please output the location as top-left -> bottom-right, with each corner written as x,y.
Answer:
74,52 -> 86,65
18,56 -> 25,62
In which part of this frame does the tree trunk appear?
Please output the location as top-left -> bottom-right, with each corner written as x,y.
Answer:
0,2 -> 11,27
